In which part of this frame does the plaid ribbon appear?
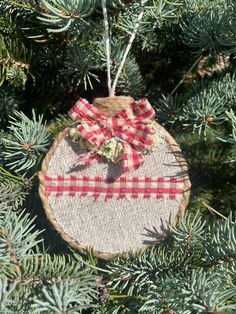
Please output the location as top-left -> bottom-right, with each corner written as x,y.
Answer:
44,175 -> 184,202
68,98 -> 156,173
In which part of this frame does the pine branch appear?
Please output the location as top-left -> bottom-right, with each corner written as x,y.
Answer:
219,109 -> 236,145
0,37 -> 33,90
2,110 -> 51,176
181,2 -> 236,55
32,279 -> 100,313
63,45 -> 101,90
0,205 -> 43,280
0,58 -> 30,70
0,167 -> 24,184
103,212 -> 236,312
155,94 -> 185,125
0,0 -> 34,11
47,114 -> 73,136
0,278 -> 17,312
0,85 -> 22,126
0,174 -> 26,209
114,56 -> 145,98
0,229 -> 21,277
37,0 -> 97,33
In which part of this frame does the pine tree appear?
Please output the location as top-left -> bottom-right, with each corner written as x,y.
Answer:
0,0 -> 236,312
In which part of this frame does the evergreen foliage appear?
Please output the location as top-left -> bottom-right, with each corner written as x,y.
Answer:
0,85 -> 22,126
0,202 -> 100,313
2,110 -> 51,176
47,113 -> 73,135
0,35 -> 32,89
0,0 -> 235,312
0,175 -> 26,208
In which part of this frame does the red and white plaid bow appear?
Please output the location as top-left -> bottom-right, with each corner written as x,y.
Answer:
68,98 -> 156,173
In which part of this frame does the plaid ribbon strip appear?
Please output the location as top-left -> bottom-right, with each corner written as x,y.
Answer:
44,175 -> 184,202
68,98 -> 156,173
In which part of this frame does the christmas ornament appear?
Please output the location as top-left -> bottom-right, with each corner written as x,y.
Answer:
39,96 -> 190,259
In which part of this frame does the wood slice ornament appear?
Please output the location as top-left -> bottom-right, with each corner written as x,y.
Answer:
39,96 -> 191,260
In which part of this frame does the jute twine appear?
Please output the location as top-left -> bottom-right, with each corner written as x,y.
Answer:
38,96 -> 191,260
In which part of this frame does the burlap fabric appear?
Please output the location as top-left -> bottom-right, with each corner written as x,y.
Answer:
39,97 -> 190,260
